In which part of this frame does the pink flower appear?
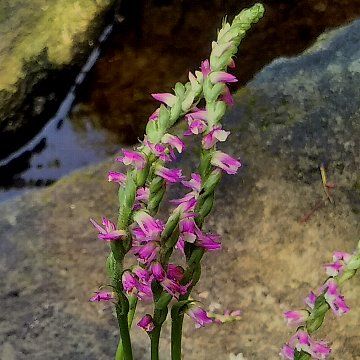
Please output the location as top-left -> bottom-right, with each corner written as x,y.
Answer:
155,166 -> 184,183
149,108 -> 160,122
186,304 -> 213,328
108,171 -> 126,184
196,231 -> 221,251
324,251 -> 352,276
116,150 -> 146,170
324,261 -> 344,277
89,291 -> 114,302
179,218 -> 197,244
284,331 -> 331,359
305,291 -> 317,309
132,265 -> 150,283
149,262 -> 189,299
333,251 -> 352,263
150,262 -> 166,282
136,187 -> 150,202
212,309 -> 242,324
221,85 -> 234,106
175,237 -> 185,254
162,134 -> 185,153
151,93 -> 177,107
144,138 -> 173,162
137,314 -> 155,332
133,211 -> 164,240
312,342 -> 332,359
228,58 -> 236,68
132,266 -> 150,282
122,270 -> 153,301
323,279 -> 350,316
173,197 -> 197,217
202,126 -> 230,149
136,281 -> 153,302
182,173 -> 202,192
201,59 -> 211,77
283,310 -> 309,327
209,71 -> 238,84
167,264 -> 184,282
135,241 -> 160,264
279,345 -> 294,360
122,271 -> 138,294
211,151 -> 241,175
185,112 -> 207,136
90,217 -> 126,241
160,277 -> 189,299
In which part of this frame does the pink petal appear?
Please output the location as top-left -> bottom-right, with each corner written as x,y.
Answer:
155,166 -> 184,183
201,59 -> 211,77
211,151 -> 241,175
89,291 -> 114,302
137,314 -> 155,332
151,93 -> 177,107
209,71 -> 238,84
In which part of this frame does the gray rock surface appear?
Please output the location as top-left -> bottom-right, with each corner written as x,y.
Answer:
1,19 -> 360,360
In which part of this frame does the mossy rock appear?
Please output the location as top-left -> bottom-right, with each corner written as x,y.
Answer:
0,0 -> 114,157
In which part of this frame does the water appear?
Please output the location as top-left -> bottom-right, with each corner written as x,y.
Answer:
0,24 -> 118,202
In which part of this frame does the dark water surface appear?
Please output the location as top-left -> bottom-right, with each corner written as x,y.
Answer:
1,0 -> 360,202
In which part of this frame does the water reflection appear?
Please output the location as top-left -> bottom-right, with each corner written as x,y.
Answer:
0,24 -> 118,202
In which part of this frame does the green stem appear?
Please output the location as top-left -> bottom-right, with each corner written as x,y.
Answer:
115,296 -> 138,360
115,300 -> 133,360
150,327 -> 161,360
128,295 -> 138,326
171,313 -> 184,360
115,339 -> 124,360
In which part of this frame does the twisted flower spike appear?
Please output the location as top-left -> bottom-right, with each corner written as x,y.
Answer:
281,241 -> 360,360
89,4 -> 265,360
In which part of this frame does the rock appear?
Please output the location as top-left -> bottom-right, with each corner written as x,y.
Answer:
1,342 -> 18,360
0,0 -> 115,158
0,19 -> 360,359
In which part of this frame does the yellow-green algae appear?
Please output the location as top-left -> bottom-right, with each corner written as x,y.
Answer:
0,0 -> 111,91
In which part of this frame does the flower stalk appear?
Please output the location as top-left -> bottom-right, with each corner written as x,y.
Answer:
89,4 -> 264,360
281,241 -> 360,360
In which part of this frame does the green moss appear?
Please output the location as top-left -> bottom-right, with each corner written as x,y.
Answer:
0,0 -> 111,90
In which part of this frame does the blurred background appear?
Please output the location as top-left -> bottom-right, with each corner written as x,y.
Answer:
0,0 -> 360,202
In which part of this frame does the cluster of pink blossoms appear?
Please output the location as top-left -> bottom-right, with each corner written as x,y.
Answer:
89,57 -> 241,329
281,251 -> 354,359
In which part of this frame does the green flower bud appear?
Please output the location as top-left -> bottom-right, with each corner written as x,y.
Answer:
181,91 -> 195,112
149,176 -> 165,194
136,162 -> 150,187
209,83 -> 226,102
212,41 -> 234,58
197,194 -> 214,220
146,119 -> 159,143
148,186 -> 166,215
157,104 -> 171,133
169,100 -> 182,124
174,82 -> 186,97
118,173 -> 137,229
195,70 -> 203,83
346,254 -> 360,270
199,150 -> 213,178
161,211 -> 181,242
201,169 -> 222,196
207,100 -> 226,126
203,78 -> 214,102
